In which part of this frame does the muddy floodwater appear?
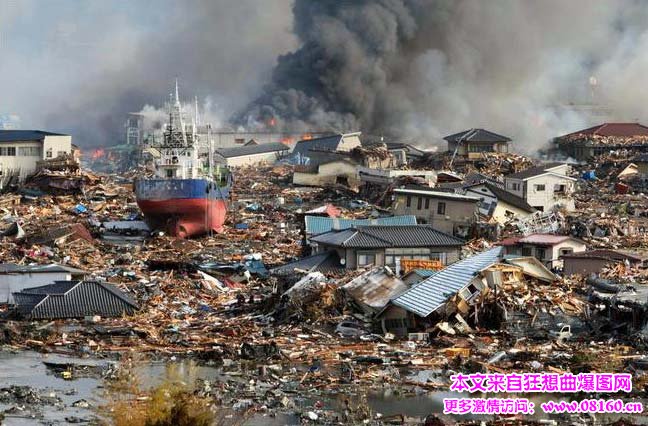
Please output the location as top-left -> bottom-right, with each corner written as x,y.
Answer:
1,350 -> 646,425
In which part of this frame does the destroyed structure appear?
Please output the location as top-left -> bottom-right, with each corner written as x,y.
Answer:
5,120 -> 648,424
555,122 -> 648,161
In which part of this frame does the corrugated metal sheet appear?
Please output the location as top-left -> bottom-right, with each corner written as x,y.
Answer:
305,215 -> 417,236
342,267 -> 408,313
392,247 -> 503,317
14,280 -> 138,320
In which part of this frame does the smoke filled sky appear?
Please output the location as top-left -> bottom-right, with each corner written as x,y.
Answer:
2,0 -> 648,152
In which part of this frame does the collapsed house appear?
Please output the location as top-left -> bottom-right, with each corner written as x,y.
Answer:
341,267 -> 409,315
555,122 -> 648,161
13,280 -> 138,320
498,234 -> 587,269
561,249 -> 647,276
214,142 -> 290,167
0,263 -> 87,304
377,247 -> 504,336
463,181 -> 536,224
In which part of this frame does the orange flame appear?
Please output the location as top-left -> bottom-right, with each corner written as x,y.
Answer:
301,133 -> 313,140
91,148 -> 105,160
280,137 -> 294,145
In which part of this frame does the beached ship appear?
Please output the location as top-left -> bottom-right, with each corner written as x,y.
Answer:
134,82 -> 230,238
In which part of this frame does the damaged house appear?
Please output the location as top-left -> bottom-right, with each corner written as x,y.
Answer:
214,142 -> 289,167
498,234 -> 587,269
341,267 -> 409,315
309,224 -> 464,272
555,122 -> 648,161
13,280 -> 138,320
503,163 -> 576,212
378,247 -> 503,336
391,188 -> 479,236
463,181 -> 536,224
0,263 -> 87,304
291,132 -> 362,163
562,249 -> 646,276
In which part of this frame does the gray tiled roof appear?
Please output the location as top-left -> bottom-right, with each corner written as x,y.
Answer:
443,129 -> 511,143
13,280 -> 138,320
310,225 -> 464,248
216,142 -> 289,158
392,246 -> 503,317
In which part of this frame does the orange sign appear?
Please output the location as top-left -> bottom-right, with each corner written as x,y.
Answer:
401,259 -> 444,274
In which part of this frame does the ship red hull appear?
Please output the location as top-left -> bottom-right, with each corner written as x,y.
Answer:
137,198 -> 227,238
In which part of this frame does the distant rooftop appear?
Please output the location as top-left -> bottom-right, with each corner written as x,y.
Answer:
393,188 -> 480,202
505,163 -> 568,180
559,123 -> 648,139
215,142 -> 289,158
443,128 -> 512,143
0,130 -> 68,143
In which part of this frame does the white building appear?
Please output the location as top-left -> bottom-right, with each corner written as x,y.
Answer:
0,130 -> 72,182
0,263 -> 87,304
503,163 -> 576,212
499,234 -> 587,269
214,142 -> 289,167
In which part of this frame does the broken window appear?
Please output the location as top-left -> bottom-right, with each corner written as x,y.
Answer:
437,202 -> 446,215
554,184 -> 567,194
46,149 -> 52,158
559,248 -> 573,256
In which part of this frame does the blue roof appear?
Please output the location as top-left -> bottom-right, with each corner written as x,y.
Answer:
392,247 -> 503,317
0,130 -> 67,143
305,215 -> 417,236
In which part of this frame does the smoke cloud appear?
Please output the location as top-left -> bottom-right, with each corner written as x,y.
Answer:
3,1 -> 648,153
238,0 -> 648,152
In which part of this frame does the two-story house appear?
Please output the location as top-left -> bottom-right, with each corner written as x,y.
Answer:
444,128 -> 511,159
503,163 -> 576,212
392,188 -> 479,236
498,234 -> 586,268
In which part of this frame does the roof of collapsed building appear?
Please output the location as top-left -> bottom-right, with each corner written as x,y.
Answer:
393,187 -> 480,202
391,247 -> 503,317
443,128 -> 511,143
292,132 -> 360,156
498,233 -> 585,246
0,130 -> 68,142
310,224 -> 464,248
270,251 -> 345,276
342,267 -> 409,313
13,280 -> 138,320
559,123 -> 648,139
465,182 -> 536,213
215,142 -> 289,158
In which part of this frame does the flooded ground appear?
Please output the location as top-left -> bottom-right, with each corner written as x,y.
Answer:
2,349 -> 647,425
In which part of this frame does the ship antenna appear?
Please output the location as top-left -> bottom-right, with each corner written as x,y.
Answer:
174,78 -> 181,106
